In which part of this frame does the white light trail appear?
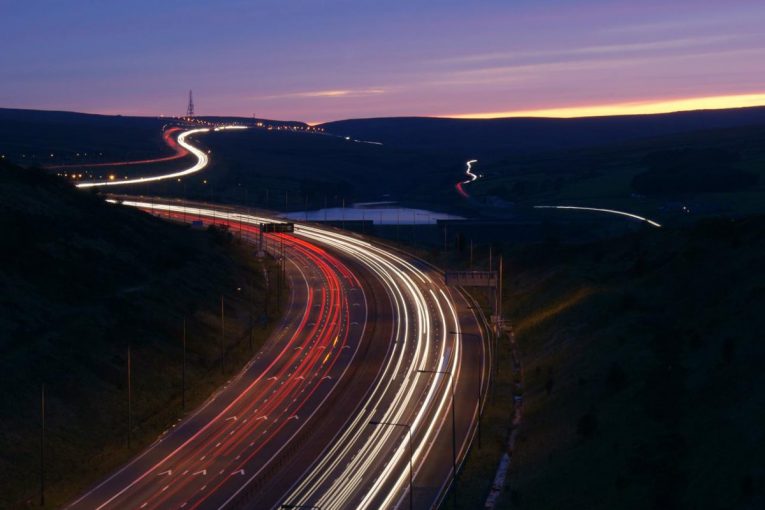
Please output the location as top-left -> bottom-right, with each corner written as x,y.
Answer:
75,126 -> 246,188
464,159 -> 479,183
114,200 -> 466,509
534,205 -> 662,228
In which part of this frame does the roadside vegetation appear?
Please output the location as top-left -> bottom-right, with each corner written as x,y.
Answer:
446,216 -> 765,509
0,161 -> 281,509
468,124 -> 765,223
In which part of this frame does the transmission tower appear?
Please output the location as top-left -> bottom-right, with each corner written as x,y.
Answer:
186,90 -> 195,117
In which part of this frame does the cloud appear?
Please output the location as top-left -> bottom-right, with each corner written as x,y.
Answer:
423,46 -> 765,88
256,88 -> 385,100
438,35 -> 743,65
442,92 -> 765,119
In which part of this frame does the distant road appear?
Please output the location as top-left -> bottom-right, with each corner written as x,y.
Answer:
455,159 -> 479,198
75,125 -> 245,188
534,205 -> 662,227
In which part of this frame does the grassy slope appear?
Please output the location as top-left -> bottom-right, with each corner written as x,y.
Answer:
0,162 -> 277,509
0,108 -> 168,164
319,107 -> 765,158
467,125 -> 765,223
161,128 -> 459,208
475,217 -> 765,509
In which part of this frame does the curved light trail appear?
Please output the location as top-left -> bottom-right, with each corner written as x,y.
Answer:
455,159 -> 478,198
94,200 -> 486,510
534,205 -> 662,227
67,203 -> 367,510
75,126 -> 246,188
66,128 -> 485,509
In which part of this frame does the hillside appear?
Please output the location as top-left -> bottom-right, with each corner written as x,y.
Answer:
463,123 -> 765,227
320,107 -> 765,158
451,216 -> 765,510
0,108 -> 306,169
0,161 -> 276,508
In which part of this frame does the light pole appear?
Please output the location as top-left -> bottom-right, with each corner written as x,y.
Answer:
182,318 -> 187,411
40,383 -> 45,507
127,344 -> 132,449
369,420 -> 414,510
220,295 -> 225,374
418,368 -> 456,506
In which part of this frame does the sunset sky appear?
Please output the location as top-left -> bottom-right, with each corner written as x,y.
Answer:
3,0 -> 765,123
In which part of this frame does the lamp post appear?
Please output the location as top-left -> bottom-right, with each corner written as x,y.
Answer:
182,318 -> 187,411
40,383 -> 45,507
127,344 -> 132,449
369,420 -> 414,510
220,295 -> 225,374
418,368 -> 456,506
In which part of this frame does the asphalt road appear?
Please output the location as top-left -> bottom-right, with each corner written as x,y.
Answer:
104,202 -> 490,508
67,206 -> 368,510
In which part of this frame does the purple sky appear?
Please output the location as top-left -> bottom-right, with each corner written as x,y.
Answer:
3,0 -> 765,122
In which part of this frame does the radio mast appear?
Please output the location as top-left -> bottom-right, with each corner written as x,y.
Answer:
186,90 -> 195,117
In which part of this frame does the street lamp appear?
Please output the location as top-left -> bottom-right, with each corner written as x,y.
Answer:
417,368 -> 456,506
369,420 -> 414,510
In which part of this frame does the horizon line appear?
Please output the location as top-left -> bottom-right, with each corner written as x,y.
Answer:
440,92 -> 765,120
4,92 -> 765,125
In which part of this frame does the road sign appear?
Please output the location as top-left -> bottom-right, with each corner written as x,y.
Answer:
260,222 -> 294,233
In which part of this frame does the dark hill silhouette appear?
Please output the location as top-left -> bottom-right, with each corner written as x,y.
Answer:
0,108 -> 306,165
319,106 -> 765,157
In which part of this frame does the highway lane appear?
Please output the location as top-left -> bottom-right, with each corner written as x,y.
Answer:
66,208 -> 369,510
113,200 -> 490,510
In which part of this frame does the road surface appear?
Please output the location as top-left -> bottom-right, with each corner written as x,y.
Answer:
66,199 -> 489,509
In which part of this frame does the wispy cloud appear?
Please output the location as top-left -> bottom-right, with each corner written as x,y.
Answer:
423,46 -> 765,88
256,88 -> 386,100
438,35 -> 743,65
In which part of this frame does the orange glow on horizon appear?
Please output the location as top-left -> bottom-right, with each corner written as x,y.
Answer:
443,93 -> 765,120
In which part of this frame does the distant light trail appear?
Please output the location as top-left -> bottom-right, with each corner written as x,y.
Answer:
75,126 -> 246,188
534,205 -> 662,227
455,159 -> 478,198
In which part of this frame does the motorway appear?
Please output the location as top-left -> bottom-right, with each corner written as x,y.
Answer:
68,203 -> 370,510
66,125 -> 489,509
